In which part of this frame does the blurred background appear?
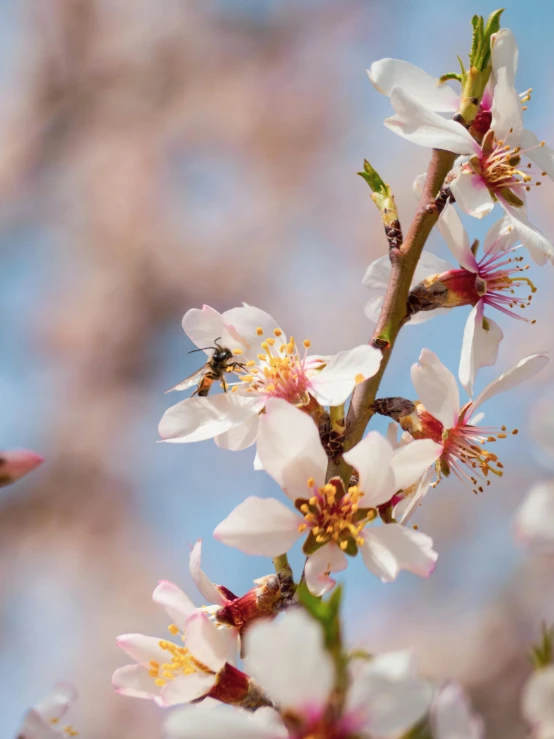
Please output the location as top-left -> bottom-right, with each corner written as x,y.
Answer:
1,0 -> 554,736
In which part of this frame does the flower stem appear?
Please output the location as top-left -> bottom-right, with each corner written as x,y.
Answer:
326,148 -> 457,484
272,552 -> 293,580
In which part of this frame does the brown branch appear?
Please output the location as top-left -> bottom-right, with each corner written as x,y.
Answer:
326,148 -> 456,482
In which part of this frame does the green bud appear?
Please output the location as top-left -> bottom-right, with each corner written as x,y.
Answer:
358,159 -> 400,229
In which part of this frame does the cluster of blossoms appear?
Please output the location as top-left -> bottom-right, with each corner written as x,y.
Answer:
15,11 -> 554,739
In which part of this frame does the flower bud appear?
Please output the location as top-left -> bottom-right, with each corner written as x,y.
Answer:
0,449 -> 44,487
215,574 -> 292,633
207,663 -> 272,709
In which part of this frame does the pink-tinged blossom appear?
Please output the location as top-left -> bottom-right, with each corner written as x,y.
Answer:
214,398 -> 441,595
379,30 -> 554,265
400,349 -> 548,491
431,683 -> 484,739
164,610 -> 433,739
522,666 -> 554,739
17,683 -> 79,739
514,483 -> 554,554
159,304 -> 381,450
0,449 -> 44,487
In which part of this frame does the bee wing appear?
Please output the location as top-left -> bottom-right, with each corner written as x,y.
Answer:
165,365 -> 207,394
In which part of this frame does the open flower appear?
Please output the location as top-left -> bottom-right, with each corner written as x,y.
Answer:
164,609 -> 433,739
431,683 -> 484,739
380,31 -> 554,264
17,684 -> 79,739
159,304 -> 381,450
214,398 -> 441,595
0,449 -> 44,487
375,349 -> 548,492
522,666 -> 554,739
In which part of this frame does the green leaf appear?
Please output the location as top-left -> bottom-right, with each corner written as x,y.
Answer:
456,55 -> 466,77
470,14 -> 482,65
530,623 -> 554,669
297,582 -> 342,651
439,72 -> 462,83
484,8 -> 504,38
357,159 -> 387,195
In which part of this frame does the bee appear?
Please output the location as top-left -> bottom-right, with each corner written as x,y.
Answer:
166,338 -> 246,397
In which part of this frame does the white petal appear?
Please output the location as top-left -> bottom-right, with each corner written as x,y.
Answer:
471,353 -> 549,415
397,468 -> 435,524
368,58 -> 459,111
432,683 -> 484,739
182,306 -> 233,355
164,705 -> 283,739
385,88 -> 479,155
244,609 -> 334,712
347,654 -> 433,737
364,294 -> 386,324
153,581 -> 196,626
116,633 -> 169,665
491,28 -> 519,81
310,345 -> 382,406
482,215 -> 518,255
521,128 -> 554,180
343,432 -> 396,507
189,541 -> 228,606
414,251 -> 454,282
17,710 -> 61,739
112,664 -> 158,700
159,394 -> 263,443
183,611 -> 229,672
391,439 -> 442,491
514,482 -> 554,553
413,171 -> 427,196
411,348 -> 460,429
256,398 -> 327,500
362,254 -> 391,290
491,67 -> 523,141
213,497 -> 302,557
437,203 -> 478,272
500,199 -> 554,265
459,304 -> 504,397
304,543 -> 348,597
214,413 -> 259,451
450,171 -> 495,219
33,683 -> 77,724
222,305 -> 284,361
522,666 -> 554,736
360,524 -> 437,582
159,673 -> 216,707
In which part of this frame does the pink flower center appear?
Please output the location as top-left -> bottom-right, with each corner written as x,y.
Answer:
236,327 -> 314,404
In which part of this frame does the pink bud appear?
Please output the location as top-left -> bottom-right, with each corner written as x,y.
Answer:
0,449 -> 44,487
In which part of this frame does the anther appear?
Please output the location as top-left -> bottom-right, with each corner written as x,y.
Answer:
168,624 -> 179,635
274,328 -> 282,337
303,339 -> 311,348
256,327 -> 264,336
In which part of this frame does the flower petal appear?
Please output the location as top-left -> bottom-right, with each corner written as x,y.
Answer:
0,449 -> 44,487
159,673 -> 217,707
164,705 -> 284,739
514,482 -> 554,553
459,304 -> 503,398
244,609 -> 334,713
304,543 -> 348,597
391,439 -> 442,491
33,683 -> 77,724
482,215 -> 518,255
256,399 -> 327,500
397,468 -> 435,524
450,171 -> 495,219
385,88 -> 479,155
368,58 -> 459,111
521,128 -> 554,180
411,349 -> 460,429
214,497 -> 302,557
159,394 -> 263,443
214,413 -> 259,451
310,345 -> 382,406
222,305 -> 284,361
183,611 -> 229,672
522,665 -> 554,736
360,524 -> 437,582
491,67 -> 523,141
189,541 -> 228,606
470,353 -> 549,415
431,683 -> 484,739
182,306 -> 235,354
347,652 -> 433,737
116,634 -> 169,665
437,203 -> 478,272
343,432 -> 396,507
500,199 -> 554,265
153,581 -> 196,625
18,710 -> 61,739
491,28 -> 519,81
112,664 -> 158,700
